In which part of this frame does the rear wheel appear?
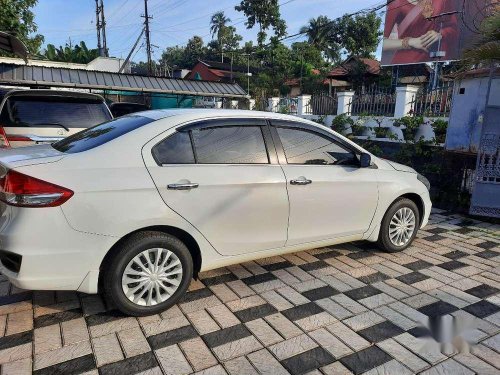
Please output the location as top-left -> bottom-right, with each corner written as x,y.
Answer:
104,231 -> 193,316
377,198 -> 420,253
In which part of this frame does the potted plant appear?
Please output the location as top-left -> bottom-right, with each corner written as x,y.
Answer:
350,116 -> 367,137
373,118 -> 389,139
431,119 -> 448,144
331,114 -> 354,134
393,116 -> 424,142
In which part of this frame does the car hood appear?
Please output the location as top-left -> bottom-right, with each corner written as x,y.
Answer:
382,159 -> 417,173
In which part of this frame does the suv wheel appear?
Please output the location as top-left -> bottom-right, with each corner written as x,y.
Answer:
104,231 -> 193,316
378,198 -> 420,253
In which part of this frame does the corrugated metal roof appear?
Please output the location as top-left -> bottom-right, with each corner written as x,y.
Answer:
0,63 -> 247,98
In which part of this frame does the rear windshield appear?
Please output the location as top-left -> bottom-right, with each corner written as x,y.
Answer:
0,96 -> 112,128
52,115 -> 154,153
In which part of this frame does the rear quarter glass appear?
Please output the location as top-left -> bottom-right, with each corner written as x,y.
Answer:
52,115 -> 154,154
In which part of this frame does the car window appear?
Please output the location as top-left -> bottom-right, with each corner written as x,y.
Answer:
0,96 -> 112,128
191,126 -> 269,164
276,127 -> 358,166
152,132 -> 195,165
52,115 -> 154,154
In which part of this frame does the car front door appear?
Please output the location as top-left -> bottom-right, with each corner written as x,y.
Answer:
270,120 -> 379,246
144,118 -> 289,256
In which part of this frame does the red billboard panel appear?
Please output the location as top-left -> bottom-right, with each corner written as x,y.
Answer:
381,0 -> 490,65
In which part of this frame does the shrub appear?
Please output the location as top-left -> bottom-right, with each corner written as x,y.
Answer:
331,114 -> 354,134
431,119 -> 448,144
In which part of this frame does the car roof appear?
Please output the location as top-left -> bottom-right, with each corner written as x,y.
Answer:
136,108 -> 317,123
0,88 -> 106,101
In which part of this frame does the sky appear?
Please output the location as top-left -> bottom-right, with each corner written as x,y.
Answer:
33,0 -> 383,62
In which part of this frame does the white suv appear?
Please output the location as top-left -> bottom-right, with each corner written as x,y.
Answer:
0,109 -> 431,316
0,89 -> 112,147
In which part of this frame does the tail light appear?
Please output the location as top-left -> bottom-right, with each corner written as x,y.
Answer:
6,135 -> 32,142
0,170 -> 73,207
0,127 -> 11,148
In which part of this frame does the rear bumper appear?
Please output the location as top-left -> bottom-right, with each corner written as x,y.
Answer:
0,205 -> 117,293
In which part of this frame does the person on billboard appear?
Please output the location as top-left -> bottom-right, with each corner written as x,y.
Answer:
382,0 -> 459,64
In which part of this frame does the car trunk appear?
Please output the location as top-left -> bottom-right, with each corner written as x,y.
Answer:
0,144 -> 65,170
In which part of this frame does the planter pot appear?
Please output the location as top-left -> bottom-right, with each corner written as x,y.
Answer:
374,127 -> 389,139
350,125 -> 366,137
434,131 -> 446,144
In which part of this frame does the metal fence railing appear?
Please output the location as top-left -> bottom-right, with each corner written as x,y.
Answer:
409,82 -> 454,117
348,86 -> 396,116
305,91 -> 338,115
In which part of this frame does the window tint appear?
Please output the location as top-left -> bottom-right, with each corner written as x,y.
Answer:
276,127 -> 358,166
152,132 -> 195,164
52,115 -> 153,154
192,126 -> 268,164
0,96 -> 112,128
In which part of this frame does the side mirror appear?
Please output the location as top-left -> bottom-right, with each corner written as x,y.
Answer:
360,153 -> 371,168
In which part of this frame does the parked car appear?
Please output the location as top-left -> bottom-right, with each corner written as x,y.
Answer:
0,89 -> 112,147
109,102 -> 149,118
0,109 -> 431,316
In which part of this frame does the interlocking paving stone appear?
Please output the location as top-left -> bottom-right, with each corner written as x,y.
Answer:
234,303 -> 278,323
420,358 -> 474,375
2,211 -> 500,374
340,346 -> 393,375
417,301 -> 459,317
357,321 -> 405,343
396,271 -> 430,285
281,302 -> 324,321
465,283 -> 500,298
301,286 -> 339,301
202,324 -> 251,348
463,300 -> 500,318
344,286 -> 382,301
281,347 -> 335,375
32,353 -> 96,375
148,325 -> 198,350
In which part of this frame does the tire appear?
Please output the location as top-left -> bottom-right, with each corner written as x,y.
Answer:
377,198 -> 420,253
103,231 -> 193,316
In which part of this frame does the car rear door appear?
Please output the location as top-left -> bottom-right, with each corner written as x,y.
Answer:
270,120 -> 379,246
143,118 -> 289,256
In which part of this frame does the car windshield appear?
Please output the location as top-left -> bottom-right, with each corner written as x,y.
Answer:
52,115 -> 154,154
0,96 -> 112,128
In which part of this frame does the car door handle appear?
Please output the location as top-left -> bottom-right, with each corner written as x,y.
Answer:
290,178 -> 312,185
167,183 -> 199,190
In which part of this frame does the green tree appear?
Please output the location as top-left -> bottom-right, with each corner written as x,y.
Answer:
40,41 -> 98,64
210,11 -> 230,61
335,12 -> 382,58
235,0 -> 286,46
463,7 -> 500,65
0,0 -> 44,55
300,16 -> 340,63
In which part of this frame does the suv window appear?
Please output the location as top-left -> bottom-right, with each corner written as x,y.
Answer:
0,96 -> 111,128
52,115 -> 153,154
152,132 -> 195,165
191,126 -> 269,164
276,127 -> 358,166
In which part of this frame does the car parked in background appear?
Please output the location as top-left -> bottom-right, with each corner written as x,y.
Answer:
0,109 -> 431,316
0,89 -> 112,147
109,102 -> 149,118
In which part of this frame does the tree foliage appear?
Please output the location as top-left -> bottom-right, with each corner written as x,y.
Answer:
235,0 -> 286,46
463,6 -> 500,65
40,41 -> 98,64
0,0 -> 44,55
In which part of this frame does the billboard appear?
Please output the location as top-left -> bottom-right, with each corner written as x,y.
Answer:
381,0 -> 491,65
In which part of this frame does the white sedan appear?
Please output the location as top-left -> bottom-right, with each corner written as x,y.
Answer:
0,109 -> 431,316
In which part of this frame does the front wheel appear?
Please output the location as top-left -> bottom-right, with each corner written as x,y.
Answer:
377,198 -> 420,253
103,231 -> 193,316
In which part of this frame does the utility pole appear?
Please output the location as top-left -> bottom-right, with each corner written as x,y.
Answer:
95,0 -> 108,57
100,0 -> 108,57
141,0 -> 153,75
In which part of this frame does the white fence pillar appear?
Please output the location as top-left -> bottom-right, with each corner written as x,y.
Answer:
249,99 -> 256,110
297,95 -> 311,116
337,91 -> 355,115
267,97 -> 279,112
394,86 -> 419,118
231,100 -> 238,109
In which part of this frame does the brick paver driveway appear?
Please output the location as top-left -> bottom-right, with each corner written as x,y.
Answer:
1,209 -> 500,375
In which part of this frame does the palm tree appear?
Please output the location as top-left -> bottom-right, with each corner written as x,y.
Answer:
300,16 -> 335,60
463,8 -> 500,65
210,11 -> 231,62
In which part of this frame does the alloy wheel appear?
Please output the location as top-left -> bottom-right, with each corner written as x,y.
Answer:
388,207 -> 416,247
121,248 -> 183,306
